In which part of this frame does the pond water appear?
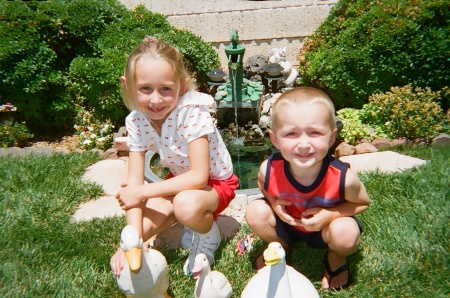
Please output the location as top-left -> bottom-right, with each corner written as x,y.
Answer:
225,138 -> 278,189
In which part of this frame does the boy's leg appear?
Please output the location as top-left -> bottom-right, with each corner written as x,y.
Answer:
245,199 -> 288,246
245,199 -> 289,270
321,217 -> 361,290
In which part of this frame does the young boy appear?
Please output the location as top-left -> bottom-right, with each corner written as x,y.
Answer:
245,86 -> 370,290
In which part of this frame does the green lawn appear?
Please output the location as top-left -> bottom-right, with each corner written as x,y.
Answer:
1,146 -> 449,297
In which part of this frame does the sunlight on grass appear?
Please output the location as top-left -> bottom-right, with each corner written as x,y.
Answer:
1,147 -> 448,297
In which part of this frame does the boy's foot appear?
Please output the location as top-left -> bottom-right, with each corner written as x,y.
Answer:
183,221 -> 221,275
180,226 -> 194,248
322,252 -> 352,290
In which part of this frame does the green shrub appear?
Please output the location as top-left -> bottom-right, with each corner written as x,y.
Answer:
0,0 -> 220,139
0,121 -> 34,148
336,108 -> 384,145
298,0 -> 450,109
0,0 -> 125,134
361,85 -> 448,142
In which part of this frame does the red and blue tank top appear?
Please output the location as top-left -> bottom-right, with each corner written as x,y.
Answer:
264,152 -> 350,233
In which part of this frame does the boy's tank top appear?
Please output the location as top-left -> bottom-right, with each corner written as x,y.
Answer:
264,152 -> 349,233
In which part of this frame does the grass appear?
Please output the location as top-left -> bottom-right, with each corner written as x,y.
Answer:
0,146 -> 449,297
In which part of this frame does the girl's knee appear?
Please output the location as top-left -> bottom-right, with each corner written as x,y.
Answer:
172,191 -> 206,221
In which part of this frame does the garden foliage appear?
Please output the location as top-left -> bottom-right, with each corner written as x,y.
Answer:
0,0 -> 219,137
336,108 -> 380,144
337,85 -> 448,144
298,0 -> 450,110
362,85 -> 448,142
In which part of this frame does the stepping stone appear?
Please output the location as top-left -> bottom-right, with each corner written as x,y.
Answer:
72,195 -> 124,222
339,151 -> 427,173
82,159 -> 128,195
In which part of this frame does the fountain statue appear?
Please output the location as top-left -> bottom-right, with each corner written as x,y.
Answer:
212,29 -> 264,137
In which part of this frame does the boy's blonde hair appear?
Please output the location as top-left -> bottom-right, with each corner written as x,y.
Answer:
271,86 -> 337,131
121,38 -> 193,111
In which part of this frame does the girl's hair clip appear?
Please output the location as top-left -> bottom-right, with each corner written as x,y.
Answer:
143,36 -> 158,43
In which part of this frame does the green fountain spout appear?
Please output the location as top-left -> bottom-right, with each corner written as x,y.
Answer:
225,29 -> 245,102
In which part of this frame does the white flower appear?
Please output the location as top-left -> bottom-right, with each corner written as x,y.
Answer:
82,139 -> 92,145
88,126 -> 94,131
98,137 -> 106,142
90,134 -> 97,139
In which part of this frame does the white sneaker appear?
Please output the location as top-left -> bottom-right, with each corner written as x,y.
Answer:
181,226 -> 194,249
183,221 -> 221,275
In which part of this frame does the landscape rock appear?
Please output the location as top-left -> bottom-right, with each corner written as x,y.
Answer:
371,137 -> 392,149
354,142 -> 378,154
431,133 -> 450,148
335,142 -> 355,157
114,136 -> 129,152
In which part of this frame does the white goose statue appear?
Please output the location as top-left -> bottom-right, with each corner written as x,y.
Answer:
241,242 -> 319,298
114,225 -> 170,298
192,253 -> 232,298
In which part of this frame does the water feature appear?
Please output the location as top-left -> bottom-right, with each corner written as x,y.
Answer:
213,29 -> 264,141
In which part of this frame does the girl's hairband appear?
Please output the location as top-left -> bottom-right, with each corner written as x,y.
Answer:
143,36 -> 158,43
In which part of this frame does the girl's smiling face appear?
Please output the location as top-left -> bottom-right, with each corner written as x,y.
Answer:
270,101 -> 336,171
133,57 -> 184,124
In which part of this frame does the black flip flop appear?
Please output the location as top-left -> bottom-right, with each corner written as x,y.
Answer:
324,254 -> 352,290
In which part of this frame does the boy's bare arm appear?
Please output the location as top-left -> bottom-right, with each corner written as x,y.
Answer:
258,160 -> 301,226
320,169 -> 370,219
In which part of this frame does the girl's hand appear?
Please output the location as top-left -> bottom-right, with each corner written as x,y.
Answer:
110,246 -> 125,277
300,207 -> 333,231
115,182 -> 145,210
272,198 -> 303,227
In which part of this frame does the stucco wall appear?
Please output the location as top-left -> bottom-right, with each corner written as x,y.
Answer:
120,0 -> 337,68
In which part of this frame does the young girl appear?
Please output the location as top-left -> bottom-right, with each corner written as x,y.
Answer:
245,87 -> 370,290
110,36 -> 238,276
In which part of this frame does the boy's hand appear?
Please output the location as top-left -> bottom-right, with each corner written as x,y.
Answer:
300,207 -> 333,231
272,198 -> 303,227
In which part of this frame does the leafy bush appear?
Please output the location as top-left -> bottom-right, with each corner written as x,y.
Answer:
0,0 -> 125,134
336,108 -> 383,145
0,0 -> 220,141
361,85 -> 448,142
298,0 -> 450,109
0,121 -> 34,148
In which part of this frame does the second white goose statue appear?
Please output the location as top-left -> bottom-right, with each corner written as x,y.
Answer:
241,242 -> 319,298
114,225 -> 170,298
192,253 -> 232,298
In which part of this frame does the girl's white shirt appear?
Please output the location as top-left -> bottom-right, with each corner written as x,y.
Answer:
126,90 -> 233,180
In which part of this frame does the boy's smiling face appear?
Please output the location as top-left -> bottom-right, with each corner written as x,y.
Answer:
270,101 -> 336,171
